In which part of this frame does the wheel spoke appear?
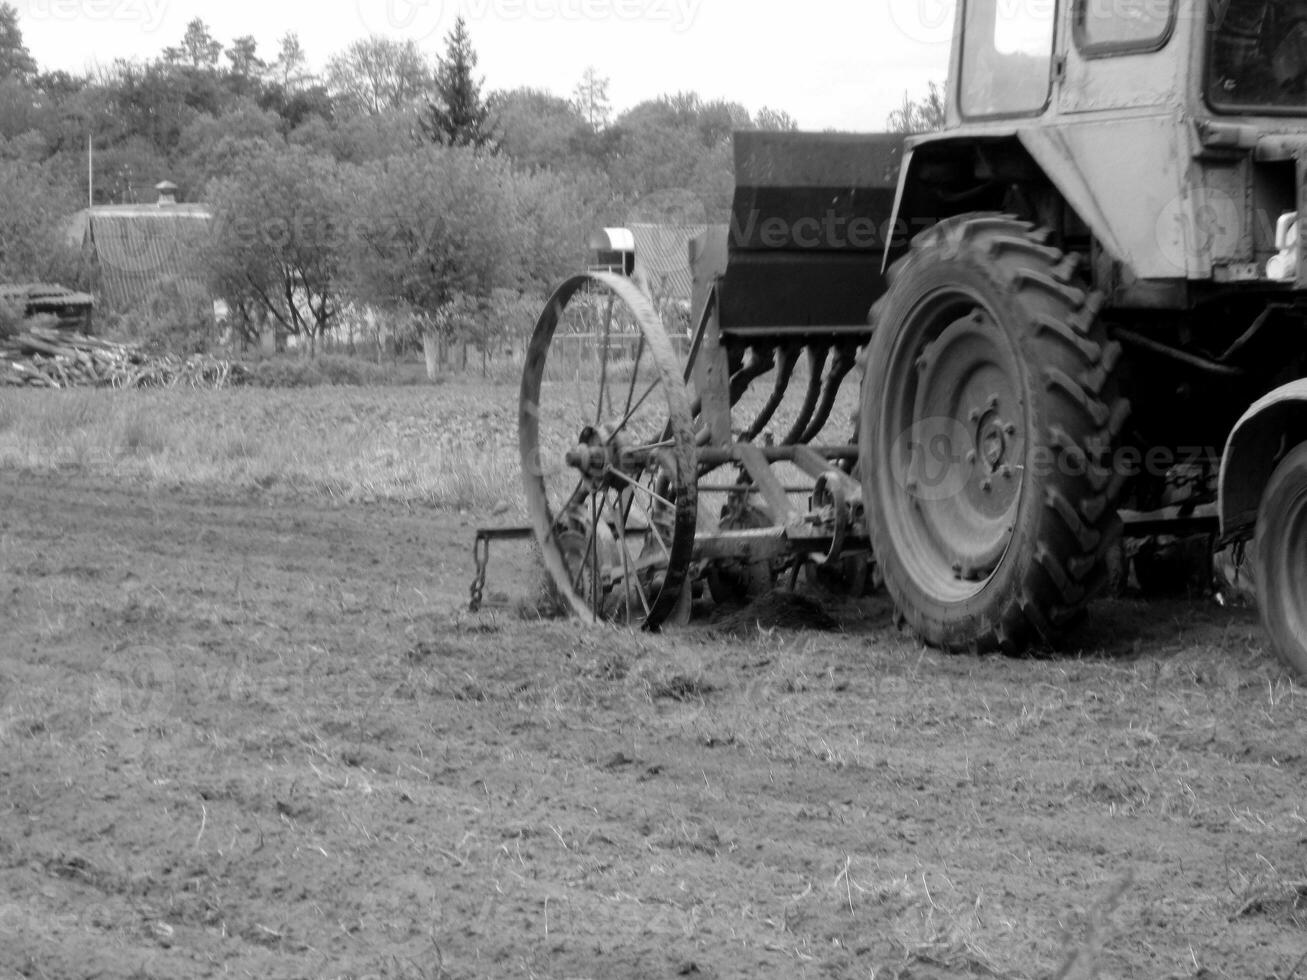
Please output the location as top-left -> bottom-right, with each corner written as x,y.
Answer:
597,294 -> 614,425
623,332 -> 646,421
626,491 -> 671,560
622,438 -> 675,454
616,377 -> 662,434
605,466 -> 676,511
570,515 -> 598,596
614,494 -> 651,619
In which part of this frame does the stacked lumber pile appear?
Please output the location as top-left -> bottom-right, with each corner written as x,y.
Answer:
0,325 -> 246,390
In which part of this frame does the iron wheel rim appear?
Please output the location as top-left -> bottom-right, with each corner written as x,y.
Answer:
519,273 -> 697,629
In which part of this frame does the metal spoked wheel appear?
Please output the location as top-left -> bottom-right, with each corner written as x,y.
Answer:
520,273 -> 698,629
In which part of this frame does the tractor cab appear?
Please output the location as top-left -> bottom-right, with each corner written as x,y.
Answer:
950,0 -> 1307,124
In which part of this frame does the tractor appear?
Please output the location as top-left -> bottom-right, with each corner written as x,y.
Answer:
474,0 -> 1307,678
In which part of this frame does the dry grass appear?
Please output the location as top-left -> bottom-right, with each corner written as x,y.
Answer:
0,384 -> 522,512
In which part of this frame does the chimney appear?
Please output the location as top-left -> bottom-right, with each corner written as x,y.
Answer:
155,180 -> 178,206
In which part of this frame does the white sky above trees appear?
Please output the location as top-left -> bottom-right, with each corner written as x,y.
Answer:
15,0 -> 956,131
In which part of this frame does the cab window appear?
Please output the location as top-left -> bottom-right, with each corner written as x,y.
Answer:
1076,0 -> 1174,54
1209,0 -> 1307,111
960,0 -> 1057,117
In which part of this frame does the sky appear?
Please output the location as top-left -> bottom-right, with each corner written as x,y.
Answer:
14,0 -> 957,131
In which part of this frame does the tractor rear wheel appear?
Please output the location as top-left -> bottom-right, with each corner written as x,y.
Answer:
1252,442 -> 1307,677
860,214 -> 1130,652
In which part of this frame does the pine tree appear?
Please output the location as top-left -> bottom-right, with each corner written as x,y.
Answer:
420,17 -> 496,151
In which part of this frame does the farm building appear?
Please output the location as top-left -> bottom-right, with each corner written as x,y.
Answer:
587,224 -> 713,307
67,181 -> 213,313
0,283 -> 94,332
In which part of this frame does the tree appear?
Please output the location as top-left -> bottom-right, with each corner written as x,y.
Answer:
604,93 -> 743,220
514,166 -> 608,290
346,146 -> 518,377
274,32 -> 308,91
0,2 -> 35,81
887,82 -> 947,134
205,146 -> 346,350
290,108 -> 418,164
165,19 -> 223,70
327,36 -> 430,117
260,80 -> 334,134
0,76 -> 49,144
420,17 -> 495,150
490,87 -> 590,171
571,67 -> 610,131
177,100 -> 282,192
226,36 -> 265,83
0,159 -> 79,283
104,58 -> 224,158
755,106 -> 799,131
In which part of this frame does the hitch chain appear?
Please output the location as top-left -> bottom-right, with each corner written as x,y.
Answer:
469,527 -> 535,613
470,535 -> 491,613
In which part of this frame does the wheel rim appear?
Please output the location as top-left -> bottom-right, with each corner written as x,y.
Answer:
877,295 -> 1026,602
520,273 -> 697,629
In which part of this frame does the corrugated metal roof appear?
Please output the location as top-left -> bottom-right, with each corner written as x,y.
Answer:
628,223 -> 706,305
588,228 -> 636,253
69,205 -> 212,311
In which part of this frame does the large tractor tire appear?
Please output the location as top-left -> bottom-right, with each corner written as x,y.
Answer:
859,214 -> 1130,652
1252,442 -> 1307,677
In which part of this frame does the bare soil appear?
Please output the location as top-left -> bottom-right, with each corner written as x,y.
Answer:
1,469 -> 1304,979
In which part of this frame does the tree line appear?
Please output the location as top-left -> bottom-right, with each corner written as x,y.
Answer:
0,5 -> 941,365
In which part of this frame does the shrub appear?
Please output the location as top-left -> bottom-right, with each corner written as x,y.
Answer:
241,353 -> 419,388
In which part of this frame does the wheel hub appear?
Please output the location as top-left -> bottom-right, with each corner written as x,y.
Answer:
906,310 -> 1026,587
978,412 -> 1011,472
565,424 -> 629,483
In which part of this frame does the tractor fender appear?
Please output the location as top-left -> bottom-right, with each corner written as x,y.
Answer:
1219,380 -> 1307,538
884,125 -> 1170,277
